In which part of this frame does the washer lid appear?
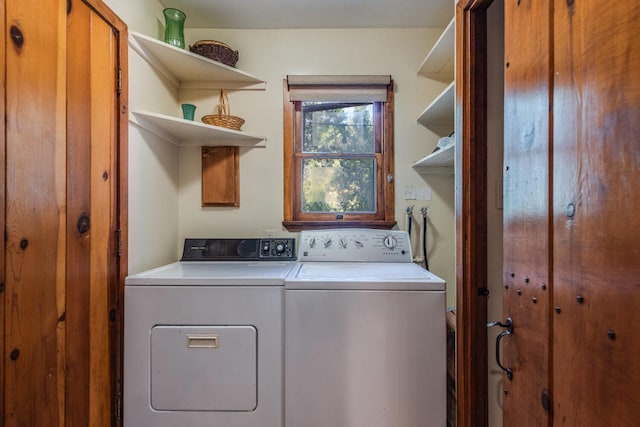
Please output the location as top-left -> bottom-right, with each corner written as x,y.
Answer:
285,262 -> 445,291
125,261 -> 296,286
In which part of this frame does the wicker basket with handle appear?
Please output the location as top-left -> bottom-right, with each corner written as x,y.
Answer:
189,40 -> 239,67
202,90 -> 245,131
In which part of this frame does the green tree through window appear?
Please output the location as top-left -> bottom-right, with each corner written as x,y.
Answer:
301,102 -> 375,213
283,76 -> 396,231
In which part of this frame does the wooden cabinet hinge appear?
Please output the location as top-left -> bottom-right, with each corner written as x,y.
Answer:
116,68 -> 122,95
115,229 -> 122,257
114,390 -> 122,421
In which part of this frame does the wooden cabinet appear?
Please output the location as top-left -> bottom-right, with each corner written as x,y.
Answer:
1,0 -> 128,425
413,17 -> 455,174
201,147 -> 240,206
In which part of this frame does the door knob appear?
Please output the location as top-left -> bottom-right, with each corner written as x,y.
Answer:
487,318 -> 514,380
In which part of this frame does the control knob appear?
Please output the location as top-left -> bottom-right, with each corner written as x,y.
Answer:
383,235 -> 397,249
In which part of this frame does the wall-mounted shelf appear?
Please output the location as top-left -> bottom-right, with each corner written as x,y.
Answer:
412,144 -> 454,175
130,111 -> 266,147
417,18 -> 455,83
417,82 -> 455,136
128,31 -> 266,90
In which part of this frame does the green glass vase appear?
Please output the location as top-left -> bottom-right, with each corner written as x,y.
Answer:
163,8 -> 186,49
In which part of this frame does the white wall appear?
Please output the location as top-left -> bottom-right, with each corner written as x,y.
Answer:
103,0 -> 456,303
179,27 -> 455,303
105,0 -> 181,274
104,0 -> 164,37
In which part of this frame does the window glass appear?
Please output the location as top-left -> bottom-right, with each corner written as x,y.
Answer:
302,102 -> 375,154
302,158 -> 376,213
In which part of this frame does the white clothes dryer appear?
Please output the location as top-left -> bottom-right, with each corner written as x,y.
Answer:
284,229 -> 446,427
124,238 -> 296,427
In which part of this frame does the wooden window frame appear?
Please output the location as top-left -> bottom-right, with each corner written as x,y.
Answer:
282,79 -> 396,231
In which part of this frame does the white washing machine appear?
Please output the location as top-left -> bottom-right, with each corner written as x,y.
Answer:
284,229 -> 446,427
124,237 -> 296,427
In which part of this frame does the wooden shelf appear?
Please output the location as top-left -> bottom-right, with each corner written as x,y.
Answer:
130,110 -> 266,147
417,82 -> 455,136
417,18 -> 455,83
412,143 -> 454,175
128,31 -> 266,90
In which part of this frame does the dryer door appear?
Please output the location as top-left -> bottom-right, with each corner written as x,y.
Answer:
150,325 -> 257,411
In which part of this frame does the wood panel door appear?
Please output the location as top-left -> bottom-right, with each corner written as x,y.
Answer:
457,0 -> 639,425
2,0 -> 127,425
4,1 -> 69,424
501,0 -> 640,425
66,1 -> 127,425
552,0 -> 640,423
502,0 -> 552,425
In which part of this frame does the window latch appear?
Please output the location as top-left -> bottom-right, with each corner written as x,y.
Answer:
387,173 -> 393,183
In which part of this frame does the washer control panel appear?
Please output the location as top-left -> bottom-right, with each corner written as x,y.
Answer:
298,229 -> 412,262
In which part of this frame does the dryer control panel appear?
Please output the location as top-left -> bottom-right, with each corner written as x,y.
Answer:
298,229 -> 413,262
182,238 -> 296,261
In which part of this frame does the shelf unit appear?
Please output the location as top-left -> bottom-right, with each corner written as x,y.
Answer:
129,31 -> 266,90
128,31 -> 267,148
412,144 -> 454,175
130,111 -> 266,147
415,17 -> 455,173
417,82 -> 454,137
417,18 -> 455,83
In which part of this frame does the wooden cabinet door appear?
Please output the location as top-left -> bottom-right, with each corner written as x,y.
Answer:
552,0 -> 640,424
2,0 -> 127,425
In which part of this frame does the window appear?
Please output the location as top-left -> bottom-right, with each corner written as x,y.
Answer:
283,75 -> 396,231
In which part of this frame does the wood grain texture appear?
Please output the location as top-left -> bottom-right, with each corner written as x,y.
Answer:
454,1 -> 491,426
552,0 -> 640,424
282,79 -> 295,222
89,10 -> 117,425
4,1 -> 67,425
106,0 -> 129,422
2,0 -> 127,425
66,1 -> 92,423
502,0 -> 553,425
202,147 -> 240,206
0,0 -> 6,422
382,84 -> 395,223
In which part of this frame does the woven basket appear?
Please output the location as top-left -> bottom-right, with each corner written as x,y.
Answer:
189,40 -> 239,67
202,90 -> 245,131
